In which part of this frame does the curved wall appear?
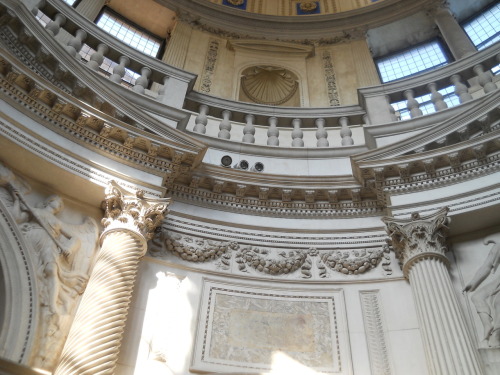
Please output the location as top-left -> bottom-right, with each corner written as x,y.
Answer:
0,0 -> 499,374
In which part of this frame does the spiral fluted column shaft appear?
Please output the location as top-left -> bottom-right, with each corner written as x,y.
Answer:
55,230 -> 145,375
55,181 -> 170,375
409,258 -> 483,375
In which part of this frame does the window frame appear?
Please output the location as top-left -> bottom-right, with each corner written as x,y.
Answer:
61,0 -> 82,8
94,6 -> 166,59
374,38 -> 452,83
461,2 -> 500,51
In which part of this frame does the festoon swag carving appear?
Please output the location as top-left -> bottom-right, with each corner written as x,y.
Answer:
150,229 -> 238,269
150,230 -> 391,277
101,181 -> 171,241
382,207 -> 450,277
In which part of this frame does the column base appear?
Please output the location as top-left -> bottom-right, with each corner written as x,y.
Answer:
479,347 -> 500,375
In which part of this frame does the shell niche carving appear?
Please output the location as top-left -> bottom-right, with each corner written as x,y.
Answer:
241,66 -> 299,105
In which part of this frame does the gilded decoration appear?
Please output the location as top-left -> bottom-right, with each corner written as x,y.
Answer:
300,2 -> 318,12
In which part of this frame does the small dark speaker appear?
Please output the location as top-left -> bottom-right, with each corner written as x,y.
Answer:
253,162 -> 264,172
221,155 -> 233,167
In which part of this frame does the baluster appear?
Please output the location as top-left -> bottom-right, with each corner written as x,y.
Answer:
473,64 -> 498,94
291,119 -> 304,147
45,13 -> 66,37
109,56 -> 130,83
218,110 -> 231,139
427,82 -> 448,111
87,43 -> 108,71
133,67 -> 151,94
157,76 -> 169,102
31,0 -> 45,16
65,29 -> 87,59
315,118 -> 329,147
242,114 -> 256,144
339,117 -> 354,146
450,74 -> 472,103
386,95 -> 398,121
267,117 -> 279,146
193,105 -> 208,134
404,89 -> 423,118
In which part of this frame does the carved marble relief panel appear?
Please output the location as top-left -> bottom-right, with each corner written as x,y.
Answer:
191,279 -> 352,374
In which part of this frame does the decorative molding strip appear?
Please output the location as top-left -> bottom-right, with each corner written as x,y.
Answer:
360,290 -> 392,375
322,50 -> 340,106
200,38 -> 220,93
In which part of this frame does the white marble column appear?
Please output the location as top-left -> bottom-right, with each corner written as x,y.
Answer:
75,0 -> 107,21
54,181 -> 171,375
433,7 -> 477,60
383,208 -> 484,375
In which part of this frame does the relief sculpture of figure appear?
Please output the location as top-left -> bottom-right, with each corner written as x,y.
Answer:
0,163 -> 99,369
464,235 -> 500,347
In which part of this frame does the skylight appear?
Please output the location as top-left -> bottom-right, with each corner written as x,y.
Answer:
95,10 -> 162,58
376,41 -> 449,83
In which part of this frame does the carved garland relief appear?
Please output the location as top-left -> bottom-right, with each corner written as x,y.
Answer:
150,229 -> 392,278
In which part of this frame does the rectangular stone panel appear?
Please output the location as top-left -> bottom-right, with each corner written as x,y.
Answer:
191,279 -> 352,374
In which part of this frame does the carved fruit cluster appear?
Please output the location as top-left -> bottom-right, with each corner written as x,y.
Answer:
235,247 -> 307,275
320,248 -> 385,275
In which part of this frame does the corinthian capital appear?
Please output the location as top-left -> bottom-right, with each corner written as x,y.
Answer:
101,181 -> 171,241
382,207 -> 450,277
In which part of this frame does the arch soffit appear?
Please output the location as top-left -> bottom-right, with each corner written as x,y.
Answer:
0,200 -> 39,364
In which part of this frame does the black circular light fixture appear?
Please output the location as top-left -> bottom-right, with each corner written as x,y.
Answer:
253,162 -> 264,172
221,155 -> 233,167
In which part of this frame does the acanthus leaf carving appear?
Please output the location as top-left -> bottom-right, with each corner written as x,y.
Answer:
101,180 -> 171,241
382,208 -> 450,277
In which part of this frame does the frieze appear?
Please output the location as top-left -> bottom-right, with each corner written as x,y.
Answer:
149,230 -> 391,279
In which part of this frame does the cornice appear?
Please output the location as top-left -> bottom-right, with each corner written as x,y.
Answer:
157,0 -> 436,42
353,90 -> 500,164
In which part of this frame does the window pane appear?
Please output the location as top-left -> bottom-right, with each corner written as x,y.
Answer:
376,41 -> 449,83
95,10 -> 161,58
463,4 -> 500,50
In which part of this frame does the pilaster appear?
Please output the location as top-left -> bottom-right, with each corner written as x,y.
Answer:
431,5 -> 477,60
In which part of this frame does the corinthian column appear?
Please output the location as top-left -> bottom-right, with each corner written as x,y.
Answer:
382,208 -> 484,375
55,181 -> 171,375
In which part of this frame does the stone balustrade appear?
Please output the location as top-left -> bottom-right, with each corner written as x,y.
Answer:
187,110 -> 365,149
13,0 -> 500,153
359,45 -> 500,125
32,0 -> 196,109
